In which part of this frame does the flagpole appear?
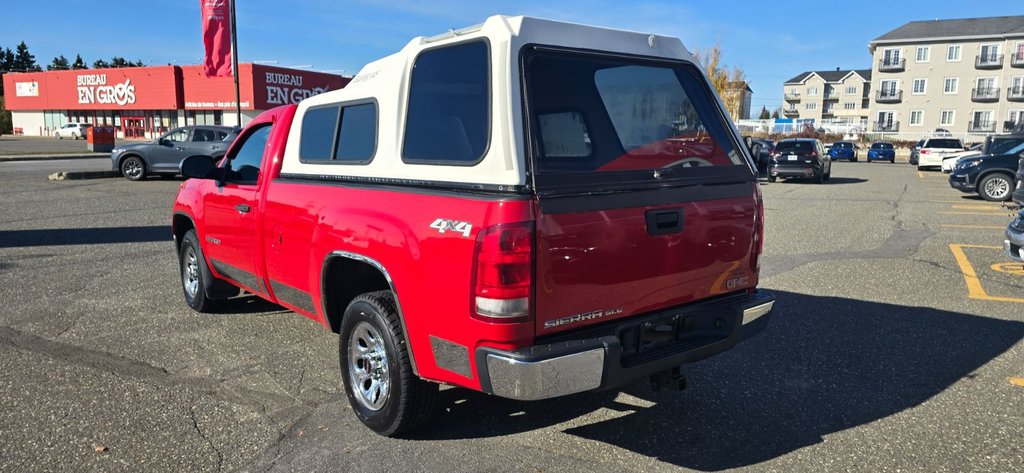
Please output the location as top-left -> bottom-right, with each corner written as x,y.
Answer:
229,0 -> 241,127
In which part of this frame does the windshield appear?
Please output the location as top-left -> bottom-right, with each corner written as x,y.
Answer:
833,142 -> 853,149
872,143 -> 893,149
524,48 -> 749,187
989,137 -> 1024,155
927,139 -> 962,149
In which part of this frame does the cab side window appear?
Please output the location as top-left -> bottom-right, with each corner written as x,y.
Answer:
193,129 -> 217,142
226,125 -> 272,183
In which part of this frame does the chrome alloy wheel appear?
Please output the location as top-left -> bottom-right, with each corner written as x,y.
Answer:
985,177 -> 1011,200
183,246 -> 200,298
348,321 -> 390,411
123,159 -> 144,179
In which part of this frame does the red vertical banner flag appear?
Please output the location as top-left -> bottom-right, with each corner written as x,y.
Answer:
201,0 -> 232,77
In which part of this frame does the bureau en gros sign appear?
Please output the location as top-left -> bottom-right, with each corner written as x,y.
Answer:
76,74 -> 137,106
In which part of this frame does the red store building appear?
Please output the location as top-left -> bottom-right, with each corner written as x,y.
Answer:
2,64 -> 349,138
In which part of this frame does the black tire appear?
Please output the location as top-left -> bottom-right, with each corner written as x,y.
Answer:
56,133 -> 63,140
339,291 -> 437,437
816,170 -> 825,184
71,132 -> 79,140
890,157 -> 895,163
179,229 -> 219,312
978,173 -> 1014,202
120,156 -> 146,181
767,175 -> 777,183
823,164 -> 831,182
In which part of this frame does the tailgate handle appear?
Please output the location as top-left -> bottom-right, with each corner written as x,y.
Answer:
646,209 -> 684,235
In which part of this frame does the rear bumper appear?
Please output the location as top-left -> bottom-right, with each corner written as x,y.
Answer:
476,290 -> 774,401
770,163 -> 821,178
867,153 -> 894,161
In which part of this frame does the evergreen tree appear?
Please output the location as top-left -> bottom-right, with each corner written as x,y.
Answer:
71,54 -> 87,70
13,41 -> 38,71
133,59 -> 145,67
2,48 -> 14,71
110,56 -> 130,67
47,55 -> 70,71
758,106 -> 770,120
771,108 -> 781,119
93,58 -> 110,69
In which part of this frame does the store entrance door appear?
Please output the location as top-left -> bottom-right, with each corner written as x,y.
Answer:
123,118 -> 146,139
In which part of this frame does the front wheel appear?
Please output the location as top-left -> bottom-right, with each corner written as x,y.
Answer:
56,133 -> 63,140
71,132 -> 79,140
978,174 -> 1013,202
120,156 -> 146,181
179,230 -> 219,312
340,291 -> 437,436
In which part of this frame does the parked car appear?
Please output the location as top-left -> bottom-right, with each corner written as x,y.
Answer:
941,143 -> 985,173
909,139 -> 924,165
110,125 -> 238,181
170,15 -> 774,436
918,137 -> 966,170
768,138 -> 831,183
54,123 -> 92,140
828,141 -> 858,161
949,135 -> 1024,201
1005,210 -> 1024,263
866,142 -> 896,163
749,138 -> 774,174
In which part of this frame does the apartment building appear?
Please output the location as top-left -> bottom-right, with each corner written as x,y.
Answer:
724,81 -> 753,120
783,68 -> 872,128
867,15 -> 1024,137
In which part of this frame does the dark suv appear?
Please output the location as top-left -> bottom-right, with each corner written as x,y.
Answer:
768,138 -> 831,183
110,125 -> 238,181
950,134 -> 1024,201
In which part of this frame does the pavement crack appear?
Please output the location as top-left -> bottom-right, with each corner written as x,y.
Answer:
189,405 -> 224,472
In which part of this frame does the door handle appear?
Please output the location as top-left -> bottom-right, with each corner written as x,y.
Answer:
645,208 -> 684,235
175,147 -> 184,151
235,204 -> 250,213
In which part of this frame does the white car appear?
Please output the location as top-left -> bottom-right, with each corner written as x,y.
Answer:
940,150 -> 982,173
917,137 -> 965,170
53,123 -> 92,140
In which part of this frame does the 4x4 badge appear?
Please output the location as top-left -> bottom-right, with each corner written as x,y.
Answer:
429,218 -> 473,238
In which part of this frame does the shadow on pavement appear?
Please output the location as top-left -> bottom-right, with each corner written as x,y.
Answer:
413,291 -> 1024,470
214,294 -> 290,315
0,225 -> 171,248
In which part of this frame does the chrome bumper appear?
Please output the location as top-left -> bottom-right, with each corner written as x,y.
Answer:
479,295 -> 775,401
484,349 -> 605,401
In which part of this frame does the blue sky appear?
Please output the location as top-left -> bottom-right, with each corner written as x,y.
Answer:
3,1 -> 1020,112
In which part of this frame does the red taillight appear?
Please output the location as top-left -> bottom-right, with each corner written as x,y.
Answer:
472,222 -> 533,322
752,188 -> 765,270
920,149 -> 930,155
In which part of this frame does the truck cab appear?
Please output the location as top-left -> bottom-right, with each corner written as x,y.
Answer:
172,15 -> 774,436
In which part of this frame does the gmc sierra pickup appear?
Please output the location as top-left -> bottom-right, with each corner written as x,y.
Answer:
171,15 -> 774,436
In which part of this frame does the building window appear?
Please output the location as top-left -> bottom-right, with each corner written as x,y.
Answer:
403,41 -> 490,165
940,110 -> 955,126
979,43 -> 1001,62
916,46 -> 930,63
912,79 -> 927,95
947,45 -> 962,62
844,102 -> 857,110
943,77 -> 959,94
805,102 -> 817,110
806,87 -> 818,96
845,85 -> 857,95
909,110 -> 923,126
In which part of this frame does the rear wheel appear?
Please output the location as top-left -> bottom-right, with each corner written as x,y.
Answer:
978,173 -> 1013,201
71,132 -> 79,140
339,291 -> 437,437
56,132 -> 63,140
890,157 -> 895,163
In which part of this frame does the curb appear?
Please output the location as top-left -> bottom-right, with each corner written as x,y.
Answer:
0,154 -> 109,162
48,171 -> 118,181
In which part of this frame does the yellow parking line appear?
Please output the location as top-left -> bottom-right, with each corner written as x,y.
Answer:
941,224 -> 1005,229
939,211 -> 1012,216
1011,377 -> 1024,387
949,244 -> 1024,303
952,205 -> 1004,211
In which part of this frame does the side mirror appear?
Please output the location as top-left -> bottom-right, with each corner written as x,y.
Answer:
180,155 -> 217,180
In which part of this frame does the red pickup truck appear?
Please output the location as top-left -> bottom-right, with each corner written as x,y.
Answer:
172,15 -> 774,436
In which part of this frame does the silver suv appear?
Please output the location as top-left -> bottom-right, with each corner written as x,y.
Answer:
110,125 -> 238,181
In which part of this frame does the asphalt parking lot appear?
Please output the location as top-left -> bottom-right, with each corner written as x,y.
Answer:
2,158 -> 1024,472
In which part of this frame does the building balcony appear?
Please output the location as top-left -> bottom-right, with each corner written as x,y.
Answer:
875,90 -> 902,103
1008,87 -> 1024,102
968,121 -> 996,133
976,54 -> 1004,69
784,92 -> 801,102
972,87 -> 1000,102
1004,120 -> 1024,133
1012,52 -> 1024,68
822,109 -> 835,117
873,121 -> 899,132
878,58 -> 905,72
822,92 -> 841,100
783,108 -> 800,117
